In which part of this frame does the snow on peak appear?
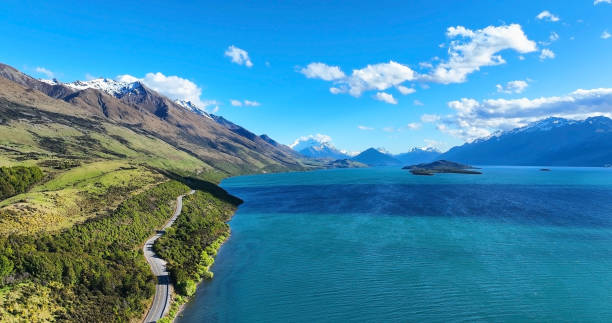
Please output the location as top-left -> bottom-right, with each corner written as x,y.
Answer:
174,99 -> 212,119
39,78 -> 60,85
63,78 -> 143,97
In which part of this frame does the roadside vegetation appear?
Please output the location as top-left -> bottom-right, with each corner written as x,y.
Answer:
0,181 -> 189,322
155,190 -> 240,296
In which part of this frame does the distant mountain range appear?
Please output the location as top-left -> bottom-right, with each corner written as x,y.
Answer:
440,116 -> 612,166
350,148 -> 401,166
395,147 -> 441,165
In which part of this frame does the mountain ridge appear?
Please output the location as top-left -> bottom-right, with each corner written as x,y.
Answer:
440,116 -> 612,166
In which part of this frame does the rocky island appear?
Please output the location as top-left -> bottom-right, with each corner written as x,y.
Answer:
403,160 -> 482,175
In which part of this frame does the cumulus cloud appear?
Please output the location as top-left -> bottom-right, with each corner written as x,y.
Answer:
425,24 -> 537,84
397,85 -> 416,95
602,30 -> 611,39
375,92 -> 398,104
300,63 -> 345,81
539,48 -> 555,60
421,114 -> 441,122
300,60 -> 415,97
345,61 -> 415,96
225,45 -> 253,67
594,0 -> 611,5
35,67 -> 54,78
536,10 -> 560,22
439,88 -> 612,141
117,72 -> 212,109
358,125 -> 374,131
407,122 -> 421,130
496,80 -> 529,94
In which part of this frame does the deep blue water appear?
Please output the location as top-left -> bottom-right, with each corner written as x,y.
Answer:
178,167 -> 612,322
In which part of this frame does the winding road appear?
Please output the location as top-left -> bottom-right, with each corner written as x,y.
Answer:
143,190 -> 195,323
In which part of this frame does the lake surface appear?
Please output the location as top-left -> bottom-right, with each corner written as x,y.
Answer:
178,167 -> 612,322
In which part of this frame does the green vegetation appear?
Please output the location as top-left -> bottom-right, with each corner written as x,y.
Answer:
0,165 -> 43,200
0,181 -> 189,322
154,190 -> 239,297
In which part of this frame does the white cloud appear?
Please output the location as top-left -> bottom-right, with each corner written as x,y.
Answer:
117,72 -> 212,109
602,30 -> 611,39
496,80 -> 529,94
407,122 -> 421,130
382,126 -> 396,132
244,100 -> 260,106
440,88 -> 612,141
289,134 -> 332,149
225,45 -> 253,67
413,99 -> 424,106
300,60 -> 415,98
594,0 -> 611,5
425,24 -> 537,84
375,92 -> 398,104
357,125 -> 374,131
421,114 -> 440,122
300,62 -> 345,81
536,10 -> 560,22
230,99 -> 260,107
346,61 -> 415,96
539,48 -> 555,60
35,67 -> 54,78
397,85 -> 416,95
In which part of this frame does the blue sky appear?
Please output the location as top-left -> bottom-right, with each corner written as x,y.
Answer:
1,0 -> 611,153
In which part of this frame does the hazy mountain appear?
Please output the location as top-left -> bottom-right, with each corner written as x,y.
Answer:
291,136 -> 349,160
440,116 -> 612,166
0,63 -> 310,176
351,148 -> 401,166
395,147 -> 441,165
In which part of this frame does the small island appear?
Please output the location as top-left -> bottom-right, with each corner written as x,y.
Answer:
402,160 -> 482,176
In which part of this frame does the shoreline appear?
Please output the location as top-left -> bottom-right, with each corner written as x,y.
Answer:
157,232 -> 231,323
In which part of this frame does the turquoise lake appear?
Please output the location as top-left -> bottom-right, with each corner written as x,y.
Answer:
177,167 -> 612,322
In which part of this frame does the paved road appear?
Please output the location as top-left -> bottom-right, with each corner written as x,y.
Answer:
143,190 -> 195,323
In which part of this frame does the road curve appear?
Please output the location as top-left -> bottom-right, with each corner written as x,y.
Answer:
143,190 -> 195,323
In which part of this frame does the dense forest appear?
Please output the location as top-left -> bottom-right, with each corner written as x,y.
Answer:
154,190 -> 239,298
0,180 -> 189,322
0,166 -> 44,200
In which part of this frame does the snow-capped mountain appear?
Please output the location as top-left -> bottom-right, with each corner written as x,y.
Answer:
41,78 -> 211,117
290,135 -> 349,159
440,116 -> 612,166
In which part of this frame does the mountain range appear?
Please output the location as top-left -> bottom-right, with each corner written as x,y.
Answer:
0,63 -> 311,177
440,116 -> 612,166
